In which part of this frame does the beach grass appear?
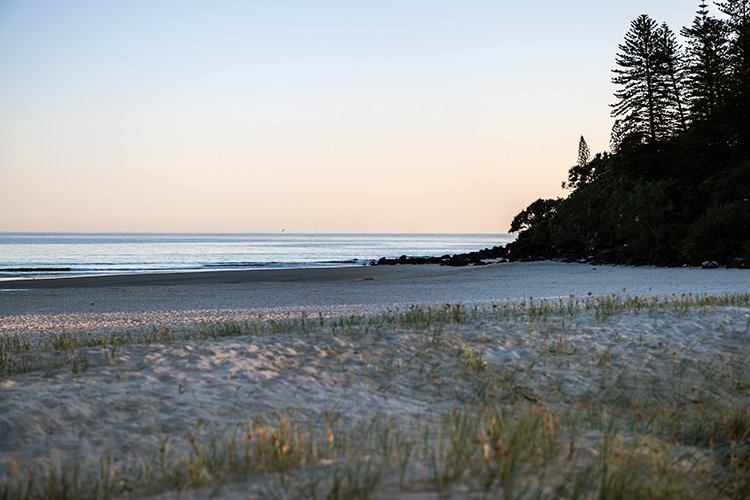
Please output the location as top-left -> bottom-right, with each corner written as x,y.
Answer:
1,293 -> 750,498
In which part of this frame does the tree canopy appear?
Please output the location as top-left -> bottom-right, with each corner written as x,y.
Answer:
611,15 -> 685,144
508,2 -> 750,267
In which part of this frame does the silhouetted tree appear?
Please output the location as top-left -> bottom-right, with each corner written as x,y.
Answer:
658,23 -> 687,131
716,0 -> 750,148
563,136 -> 595,190
577,135 -> 591,166
717,0 -> 750,75
612,15 -> 661,143
506,3 -> 750,267
681,1 -> 731,121
509,198 -> 560,233
611,15 -> 683,143
609,119 -> 627,152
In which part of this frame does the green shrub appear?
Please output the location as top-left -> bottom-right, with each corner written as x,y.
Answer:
681,202 -> 750,262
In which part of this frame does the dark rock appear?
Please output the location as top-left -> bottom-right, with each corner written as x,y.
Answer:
728,257 -> 746,269
373,255 -> 443,266
373,246 -> 508,267
701,260 -> 720,269
441,256 -> 467,267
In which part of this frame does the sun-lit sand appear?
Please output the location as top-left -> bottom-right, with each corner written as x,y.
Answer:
1,262 -> 749,498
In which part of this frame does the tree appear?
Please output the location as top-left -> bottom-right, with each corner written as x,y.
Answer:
505,3 -> 750,267
577,135 -> 591,167
716,0 -> 750,76
563,136 -> 595,190
615,181 -> 675,259
611,15 -> 684,143
610,119 -> 627,152
681,1 -> 731,121
658,23 -> 687,131
716,0 -> 750,148
509,198 -> 560,233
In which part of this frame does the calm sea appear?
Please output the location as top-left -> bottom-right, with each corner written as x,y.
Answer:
0,233 -> 514,279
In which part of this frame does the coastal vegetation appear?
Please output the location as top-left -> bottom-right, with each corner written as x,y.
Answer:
507,1 -> 750,267
2,294 -> 750,498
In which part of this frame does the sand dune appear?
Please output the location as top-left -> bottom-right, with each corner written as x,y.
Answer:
1,262 -> 749,497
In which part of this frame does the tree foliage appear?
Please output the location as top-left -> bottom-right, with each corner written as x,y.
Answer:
658,23 -> 687,131
717,0 -> 750,77
562,136 -> 596,190
577,135 -> 591,167
681,1 -> 731,121
611,15 -> 685,143
509,198 -> 560,233
508,2 -> 750,266
716,0 -> 750,150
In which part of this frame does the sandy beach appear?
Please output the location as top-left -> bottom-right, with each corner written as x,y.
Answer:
2,261 -> 749,333
5,0 -> 750,496
1,261 -> 749,498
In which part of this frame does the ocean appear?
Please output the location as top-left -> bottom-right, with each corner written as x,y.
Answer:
0,233 -> 514,279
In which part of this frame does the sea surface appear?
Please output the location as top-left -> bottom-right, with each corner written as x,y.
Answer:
0,233 -> 514,279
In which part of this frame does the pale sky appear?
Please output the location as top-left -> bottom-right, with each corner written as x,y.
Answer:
0,1 -> 695,233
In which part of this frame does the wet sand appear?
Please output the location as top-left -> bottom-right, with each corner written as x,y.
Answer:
0,265 -> 382,289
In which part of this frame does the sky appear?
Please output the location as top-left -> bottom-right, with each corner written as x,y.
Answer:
0,1 -> 697,233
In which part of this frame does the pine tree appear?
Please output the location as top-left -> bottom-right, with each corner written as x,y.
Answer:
610,119 -> 626,152
716,0 -> 750,148
658,23 -> 687,131
680,1 -> 731,121
716,0 -> 750,75
577,135 -> 591,167
611,15 -> 684,143
563,136 -> 597,190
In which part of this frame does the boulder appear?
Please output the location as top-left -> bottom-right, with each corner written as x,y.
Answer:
729,257 -> 746,269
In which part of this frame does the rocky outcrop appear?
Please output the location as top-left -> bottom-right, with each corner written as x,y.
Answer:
374,243 -> 749,269
374,255 -> 444,265
373,246 -> 509,267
